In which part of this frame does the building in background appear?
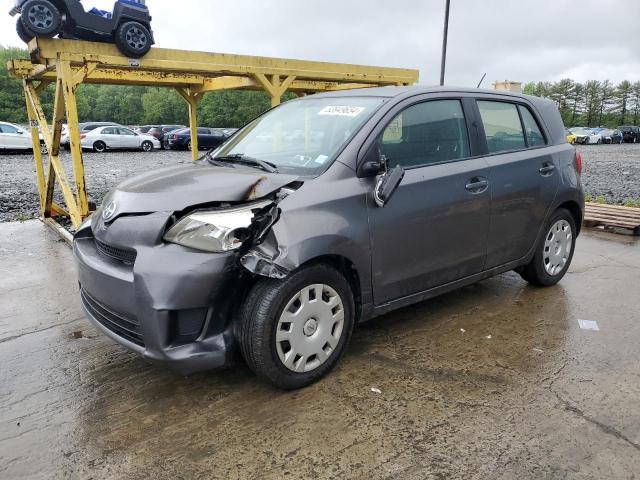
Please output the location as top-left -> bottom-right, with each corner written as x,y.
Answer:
492,80 -> 523,93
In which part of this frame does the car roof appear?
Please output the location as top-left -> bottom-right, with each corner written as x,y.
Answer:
309,85 -> 543,102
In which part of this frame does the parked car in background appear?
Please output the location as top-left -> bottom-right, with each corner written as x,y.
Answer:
74,87 -> 584,389
600,129 -> 623,144
570,127 -> 602,145
166,127 -> 229,150
619,126 -> 640,143
134,125 -> 159,134
565,129 -> 576,144
0,121 -> 46,152
222,128 -> 239,137
147,125 -> 186,149
80,126 -> 160,152
61,122 -> 121,149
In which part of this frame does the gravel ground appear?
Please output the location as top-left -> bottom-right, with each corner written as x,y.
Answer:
1,144 -> 639,223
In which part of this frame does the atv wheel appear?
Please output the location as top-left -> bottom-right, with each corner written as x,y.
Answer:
115,21 -> 152,58
21,0 -> 61,37
16,17 -> 35,43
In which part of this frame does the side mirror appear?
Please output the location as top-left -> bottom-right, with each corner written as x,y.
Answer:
374,164 -> 405,207
17,130 -> 24,135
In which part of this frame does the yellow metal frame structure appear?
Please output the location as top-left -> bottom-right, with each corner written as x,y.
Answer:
8,38 -> 419,230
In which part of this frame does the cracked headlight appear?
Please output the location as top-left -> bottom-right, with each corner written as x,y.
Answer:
164,201 -> 271,253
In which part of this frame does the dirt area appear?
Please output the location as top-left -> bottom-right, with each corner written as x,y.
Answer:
0,221 -> 639,479
1,144 -> 640,223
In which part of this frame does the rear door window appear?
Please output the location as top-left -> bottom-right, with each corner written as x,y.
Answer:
518,106 -> 545,147
477,101 -> 526,153
379,99 -> 470,168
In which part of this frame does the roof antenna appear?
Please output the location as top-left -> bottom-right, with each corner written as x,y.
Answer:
439,0 -> 451,86
476,73 -> 487,89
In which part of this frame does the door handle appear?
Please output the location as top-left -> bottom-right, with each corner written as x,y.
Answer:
465,177 -> 489,193
539,164 -> 556,176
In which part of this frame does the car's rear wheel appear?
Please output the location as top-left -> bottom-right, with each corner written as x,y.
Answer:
238,264 -> 355,390
141,140 -> 153,152
16,17 -> 35,43
519,208 -> 576,287
93,141 -> 107,153
39,142 -> 47,154
115,21 -> 152,58
20,0 -> 61,37
186,140 -> 192,151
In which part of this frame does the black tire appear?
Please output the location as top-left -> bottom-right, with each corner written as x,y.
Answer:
519,208 -> 577,287
186,140 -> 192,151
16,17 -> 35,43
238,264 -> 356,390
20,0 -> 61,36
141,140 -> 153,152
93,141 -> 106,153
115,21 -> 152,58
39,142 -> 47,154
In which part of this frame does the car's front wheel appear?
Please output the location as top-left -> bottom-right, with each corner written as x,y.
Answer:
238,264 -> 355,389
141,140 -> 153,152
519,208 -> 576,287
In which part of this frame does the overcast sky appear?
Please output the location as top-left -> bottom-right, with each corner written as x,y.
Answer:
2,0 -> 639,86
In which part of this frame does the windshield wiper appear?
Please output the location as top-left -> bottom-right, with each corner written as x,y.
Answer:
200,149 -> 227,167
213,154 -> 278,173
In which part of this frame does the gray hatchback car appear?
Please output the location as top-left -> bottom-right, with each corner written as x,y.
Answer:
74,86 -> 584,389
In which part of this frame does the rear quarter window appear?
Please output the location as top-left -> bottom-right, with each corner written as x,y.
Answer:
518,105 -> 546,147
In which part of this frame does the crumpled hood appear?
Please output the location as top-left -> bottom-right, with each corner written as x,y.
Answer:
102,162 -> 299,215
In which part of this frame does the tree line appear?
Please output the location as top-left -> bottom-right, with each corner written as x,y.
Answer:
524,79 -> 640,128
0,45 -> 281,128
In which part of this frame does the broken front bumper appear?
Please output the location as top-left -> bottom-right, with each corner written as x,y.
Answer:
73,212 -> 243,375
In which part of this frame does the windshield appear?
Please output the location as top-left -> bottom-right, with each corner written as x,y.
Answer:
211,96 -> 385,174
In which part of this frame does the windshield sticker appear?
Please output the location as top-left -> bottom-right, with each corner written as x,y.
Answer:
314,155 -> 329,165
318,106 -> 366,117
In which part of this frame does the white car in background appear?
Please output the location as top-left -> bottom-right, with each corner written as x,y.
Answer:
80,126 -> 161,153
0,121 -> 46,152
570,127 -> 602,145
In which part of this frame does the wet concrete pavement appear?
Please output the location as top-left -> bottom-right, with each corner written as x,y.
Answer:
1,221 -> 639,479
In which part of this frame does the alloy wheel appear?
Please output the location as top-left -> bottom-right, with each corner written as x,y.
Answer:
27,4 -> 53,30
126,26 -> 147,50
276,284 -> 345,373
543,219 -> 573,276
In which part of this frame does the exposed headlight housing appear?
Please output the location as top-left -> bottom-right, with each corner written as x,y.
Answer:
163,200 -> 272,253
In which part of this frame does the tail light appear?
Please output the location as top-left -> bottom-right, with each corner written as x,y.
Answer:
80,134 -> 86,139
575,151 -> 583,176
171,134 -> 178,140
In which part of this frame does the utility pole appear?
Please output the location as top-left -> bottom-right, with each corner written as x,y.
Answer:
440,0 -> 451,86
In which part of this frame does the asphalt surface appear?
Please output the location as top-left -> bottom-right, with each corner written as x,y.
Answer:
0,222 -> 639,479
1,144 -> 640,223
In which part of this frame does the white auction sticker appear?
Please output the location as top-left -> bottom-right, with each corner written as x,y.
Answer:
318,106 -> 366,117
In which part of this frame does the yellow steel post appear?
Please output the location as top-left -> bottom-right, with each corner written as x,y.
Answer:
23,81 -> 46,212
24,82 -> 82,225
254,74 -> 297,107
176,88 -> 202,161
58,60 -> 89,223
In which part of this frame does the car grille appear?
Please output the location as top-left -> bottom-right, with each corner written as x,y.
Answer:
80,289 -> 144,347
95,238 -> 137,265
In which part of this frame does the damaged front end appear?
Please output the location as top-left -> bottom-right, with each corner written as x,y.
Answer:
163,182 -> 301,280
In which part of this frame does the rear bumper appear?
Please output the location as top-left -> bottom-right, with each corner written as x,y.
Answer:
73,213 -> 244,375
